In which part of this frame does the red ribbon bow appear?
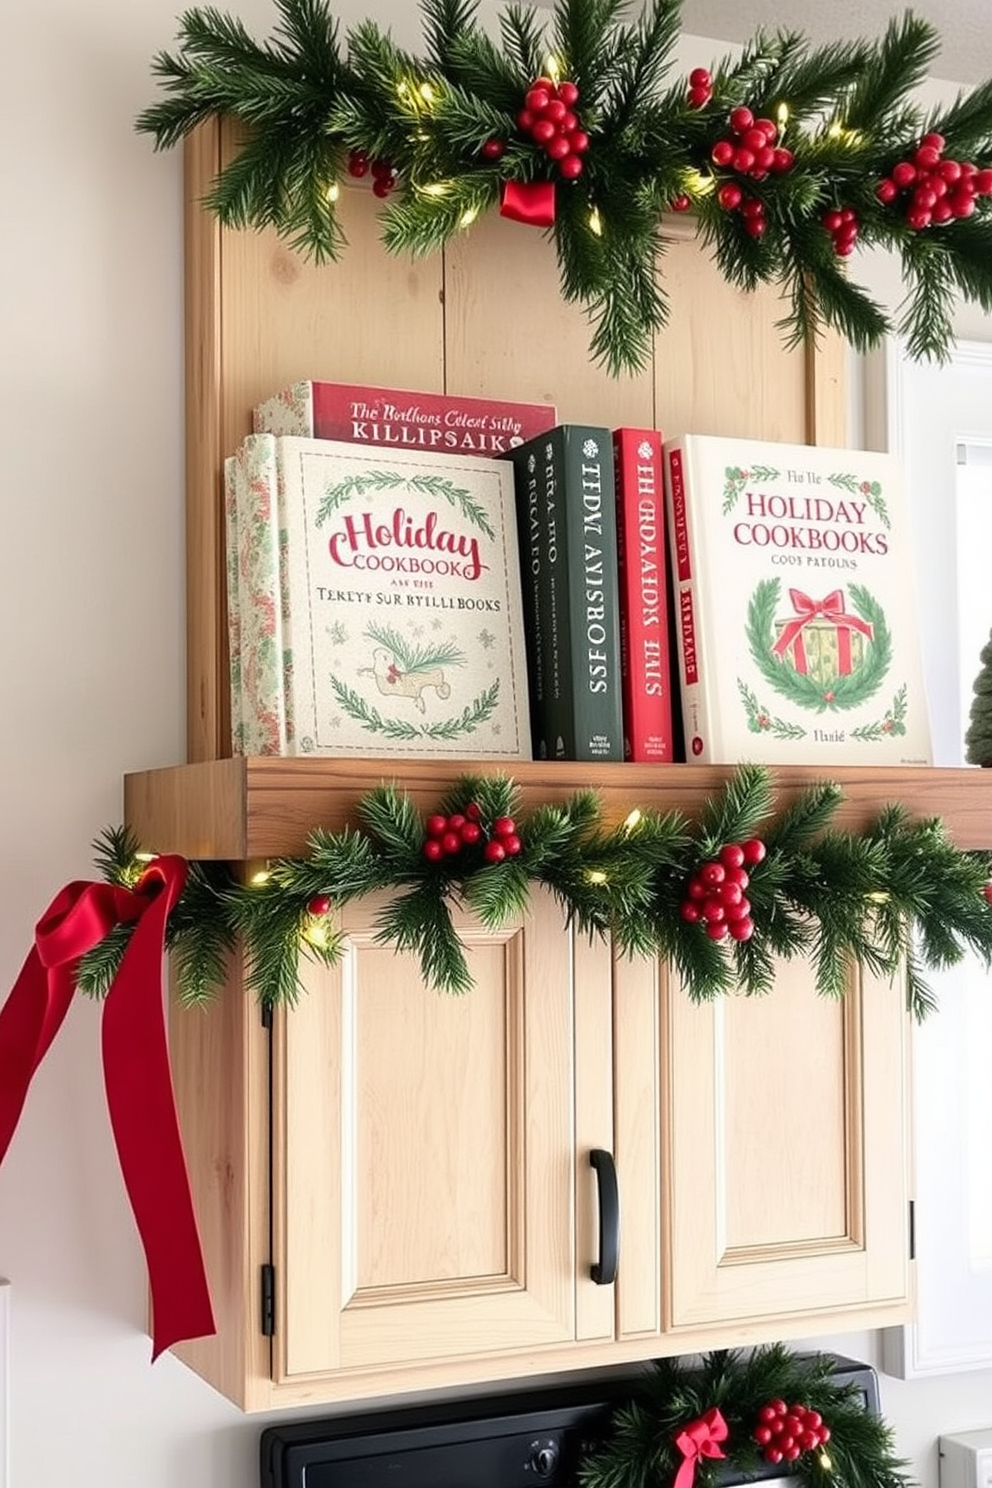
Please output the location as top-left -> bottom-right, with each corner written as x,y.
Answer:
673,1407 -> 729,1488
0,858 -> 216,1359
772,587 -> 874,676
499,180 -> 556,228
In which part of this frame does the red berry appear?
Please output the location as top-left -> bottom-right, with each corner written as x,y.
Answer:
755,117 -> 778,142
741,838 -> 766,864
372,177 -> 393,198
447,813 -> 466,831
718,181 -> 742,210
922,131 -> 946,152
567,129 -> 590,154
689,67 -> 711,87
705,920 -> 729,940
460,821 -> 483,845
711,139 -> 735,167
984,883 -> 992,905
720,842 -> 745,868
819,1428 -> 831,1443
671,193 -> 692,211
307,894 -> 332,916
546,135 -> 572,160
558,153 -> 584,178
544,98 -> 567,124
804,1412 -> 823,1430
702,898 -> 726,922
754,145 -> 776,172
724,896 -> 752,922
754,1425 -> 773,1444
733,146 -> 755,173
931,199 -> 953,223
729,916 -> 755,941
483,839 -> 506,863
688,85 -> 712,108
441,831 -> 462,855
915,144 -> 941,170
700,861 -> 726,887
939,158 -> 962,182
426,813 -> 448,837
729,105 -> 754,135
906,207 -> 932,229
742,126 -> 768,152
680,900 -> 701,922
822,209 -> 844,232
501,833 -> 522,856
687,876 -> 708,900
893,160 -> 917,187
771,147 -> 794,172
783,1446 -> 801,1462
525,86 -> 551,113
465,802 -> 482,821
423,839 -> 444,862
876,177 -> 898,203
913,185 -> 938,210
347,150 -> 369,178
719,881 -> 744,908
481,139 -> 506,160
532,118 -> 556,145
744,216 -> 767,237
800,1430 -> 819,1451
974,168 -> 992,193
494,816 -> 516,838
559,110 -> 578,133
765,1449 -> 783,1465
834,238 -> 856,256
722,865 -> 749,890
516,108 -> 534,131
769,1400 -> 788,1415
558,80 -> 580,107
759,1405 -> 779,1424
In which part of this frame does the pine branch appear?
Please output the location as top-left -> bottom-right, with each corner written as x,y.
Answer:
840,12 -> 940,134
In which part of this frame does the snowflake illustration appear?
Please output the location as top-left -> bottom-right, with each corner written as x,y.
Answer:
637,440 -> 653,459
583,438 -> 600,458
325,621 -> 348,645
411,624 -> 424,637
478,629 -> 496,650
431,618 -> 443,630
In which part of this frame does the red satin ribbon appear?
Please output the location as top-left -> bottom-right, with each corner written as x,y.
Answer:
673,1407 -> 729,1488
0,858 -> 216,1359
772,586 -> 874,676
499,179 -> 556,227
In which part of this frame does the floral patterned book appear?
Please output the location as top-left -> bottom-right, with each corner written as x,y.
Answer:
227,434 -> 532,759
664,433 -> 933,765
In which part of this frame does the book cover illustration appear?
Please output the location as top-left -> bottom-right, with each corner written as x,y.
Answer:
613,427 -> 675,762
233,435 -> 531,759
665,434 -> 933,765
226,435 -> 288,755
254,379 -> 557,457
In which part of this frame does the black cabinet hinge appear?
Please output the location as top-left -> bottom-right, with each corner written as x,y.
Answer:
261,1000 -> 273,1030
261,1263 -> 276,1336
908,1199 -> 916,1261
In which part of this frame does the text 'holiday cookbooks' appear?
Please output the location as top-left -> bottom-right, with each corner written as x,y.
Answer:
664,433 -> 932,765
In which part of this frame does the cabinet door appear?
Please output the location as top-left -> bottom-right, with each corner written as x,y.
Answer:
613,954 -> 911,1339
271,886 -> 583,1383
660,956 -> 912,1331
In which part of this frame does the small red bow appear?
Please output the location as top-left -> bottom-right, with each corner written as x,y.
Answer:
673,1408 -> 729,1488
499,180 -> 556,227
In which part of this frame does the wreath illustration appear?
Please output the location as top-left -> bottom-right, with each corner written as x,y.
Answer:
746,578 -> 892,713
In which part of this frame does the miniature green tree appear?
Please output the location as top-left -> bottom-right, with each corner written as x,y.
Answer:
965,629 -> 992,765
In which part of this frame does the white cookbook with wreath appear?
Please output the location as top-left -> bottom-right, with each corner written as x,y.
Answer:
664,433 -> 933,765
230,433 -> 532,759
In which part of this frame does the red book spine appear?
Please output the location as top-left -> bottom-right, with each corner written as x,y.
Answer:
613,427 -> 675,762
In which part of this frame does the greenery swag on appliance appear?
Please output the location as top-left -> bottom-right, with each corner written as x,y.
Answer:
137,0 -> 992,375
79,763 -> 992,1013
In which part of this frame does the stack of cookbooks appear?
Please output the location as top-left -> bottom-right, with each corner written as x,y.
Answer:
224,380 -> 556,760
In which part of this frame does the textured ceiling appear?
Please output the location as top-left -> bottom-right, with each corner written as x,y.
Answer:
677,0 -> 992,85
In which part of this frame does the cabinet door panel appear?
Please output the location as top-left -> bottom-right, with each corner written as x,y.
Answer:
273,887 -> 577,1381
662,957 -> 911,1330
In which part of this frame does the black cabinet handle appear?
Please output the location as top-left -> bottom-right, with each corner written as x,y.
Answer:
589,1148 -> 620,1285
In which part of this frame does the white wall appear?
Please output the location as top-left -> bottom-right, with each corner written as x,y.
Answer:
2,3 -> 992,1484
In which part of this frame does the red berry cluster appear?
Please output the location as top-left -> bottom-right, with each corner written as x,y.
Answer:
710,108 -> 794,182
516,77 -> 589,180
679,838 -> 766,942
875,133 -> 992,229
307,894 -> 332,916
821,205 -> 860,256
422,803 -> 523,865
983,882 -> 992,906
687,66 -> 713,109
717,183 -> 768,237
752,1400 -> 831,1465
347,150 -> 399,199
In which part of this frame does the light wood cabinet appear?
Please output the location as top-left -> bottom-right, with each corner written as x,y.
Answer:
121,119 -> 968,1409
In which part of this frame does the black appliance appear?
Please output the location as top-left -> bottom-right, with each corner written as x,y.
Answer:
261,1355 -> 880,1488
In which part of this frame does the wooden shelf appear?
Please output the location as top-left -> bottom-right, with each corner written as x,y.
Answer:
123,757 -> 992,860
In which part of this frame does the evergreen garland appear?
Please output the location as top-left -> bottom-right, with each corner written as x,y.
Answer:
576,1345 -> 912,1488
137,0 -> 992,375
76,764 -> 992,1018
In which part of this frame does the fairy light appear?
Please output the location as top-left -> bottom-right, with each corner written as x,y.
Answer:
459,207 -> 479,228
587,869 -> 608,885
819,1453 -> 833,1472
687,169 -> 714,195
777,102 -> 790,130
827,120 -> 843,139
250,868 -> 272,887
588,206 -> 603,236
302,919 -> 331,950
419,181 -> 451,196
135,851 -> 156,863
419,82 -> 436,107
325,181 -> 340,203
623,808 -> 642,831
544,53 -> 562,84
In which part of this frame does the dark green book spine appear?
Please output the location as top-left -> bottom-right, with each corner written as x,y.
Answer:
556,425 -> 624,761
502,434 -> 553,759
